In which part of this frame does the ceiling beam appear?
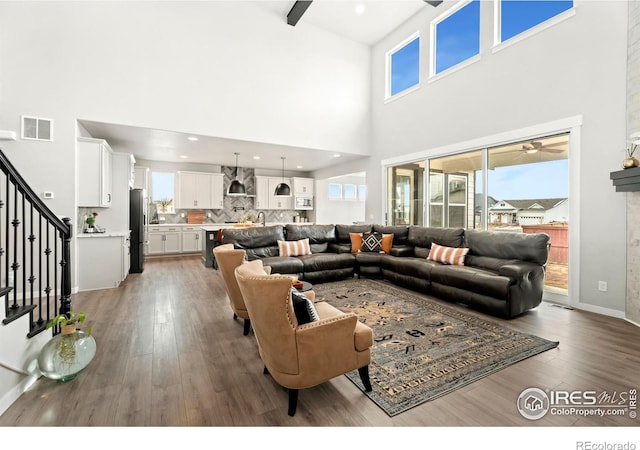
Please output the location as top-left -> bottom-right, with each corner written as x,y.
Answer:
287,1 -> 313,26
424,0 -> 443,6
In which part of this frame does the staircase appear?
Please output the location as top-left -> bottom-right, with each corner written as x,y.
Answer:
0,148 -> 72,338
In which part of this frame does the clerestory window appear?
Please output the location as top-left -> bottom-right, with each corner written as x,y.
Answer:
386,32 -> 420,99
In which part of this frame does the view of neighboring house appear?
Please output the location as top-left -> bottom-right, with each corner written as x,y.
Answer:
488,198 -> 569,226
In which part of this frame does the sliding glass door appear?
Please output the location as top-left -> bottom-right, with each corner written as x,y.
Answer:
386,132 -> 569,294
388,163 -> 424,226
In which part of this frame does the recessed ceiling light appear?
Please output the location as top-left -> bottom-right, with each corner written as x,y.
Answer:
355,3 -> 366,15
187,136 -> 198,141
253,155 -> 261,160
179,155 -> 188,159
296,165 -> 303,169
333,153 -> 341,158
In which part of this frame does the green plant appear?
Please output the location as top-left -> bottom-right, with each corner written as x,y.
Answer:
241,213 -> 255,223
85,212 -> 98,227
46,311 -> 92,336
158,198 -> 172,211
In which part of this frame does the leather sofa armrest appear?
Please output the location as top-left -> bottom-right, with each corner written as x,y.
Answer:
499,262 -> 540,281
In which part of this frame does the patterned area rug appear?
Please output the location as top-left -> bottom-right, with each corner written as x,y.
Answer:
312,278 -> 559,417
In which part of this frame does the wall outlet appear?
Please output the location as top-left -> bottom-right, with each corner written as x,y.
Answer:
598,281 -> 607,292
207,212 -> 212,218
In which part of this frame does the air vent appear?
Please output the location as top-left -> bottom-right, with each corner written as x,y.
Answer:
21,115 -> 53,141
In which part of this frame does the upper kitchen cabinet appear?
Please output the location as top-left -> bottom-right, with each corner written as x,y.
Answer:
255,176 -> 293,210
267,177 -> 293,210
293,177 -> 314,196
77,137 -> 113,207
210,173 -> 224,209
177,171 -> 211,209
176,171 -> 224,209
134,166 -> 149,191
254,176 -> 270,210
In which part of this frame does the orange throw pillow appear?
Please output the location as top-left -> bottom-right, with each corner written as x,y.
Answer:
381,233 -> 394,254
349,232 -> 363,253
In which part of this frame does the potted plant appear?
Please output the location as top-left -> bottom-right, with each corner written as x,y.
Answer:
45,310 -> 92,336
624,137 -> 639,169
38,311 -> 96,382
85,212 -> 98,231
158,198 -> 172,213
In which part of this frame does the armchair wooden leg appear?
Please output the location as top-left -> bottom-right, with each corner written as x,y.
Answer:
288,389 -> 299,416
358,365 -> 372,392
243,318 -> 251,336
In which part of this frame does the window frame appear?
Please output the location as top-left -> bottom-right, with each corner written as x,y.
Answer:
429,0 -> 481,79
385,31 -> 421,102
493,0 -> 576,51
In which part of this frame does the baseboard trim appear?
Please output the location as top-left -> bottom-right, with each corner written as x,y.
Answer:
574,301 -> 625,319
624,317 -> 640,328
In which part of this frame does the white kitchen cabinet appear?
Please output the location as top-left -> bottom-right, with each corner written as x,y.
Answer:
148,226 -> 181,255
268,177 -> 293,210
77,137 -> 113,207
134,166 -> 149,191
177,171 -> 211,209
293,177 -> 314,196
77,235 -> 129,291
254,176 -> 270,210
210,173 -> 224,209
181,226 -> 201,253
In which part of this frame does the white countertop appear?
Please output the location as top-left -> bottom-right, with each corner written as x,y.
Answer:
77,230 -> 130,238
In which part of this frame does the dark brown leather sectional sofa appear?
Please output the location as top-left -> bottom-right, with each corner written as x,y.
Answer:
221,223 -> 550,319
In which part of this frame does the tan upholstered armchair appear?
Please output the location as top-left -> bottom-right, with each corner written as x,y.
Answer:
214,244 -> 271,335
235,259 -> 374,416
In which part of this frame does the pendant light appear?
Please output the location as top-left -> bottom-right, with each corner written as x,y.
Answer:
274,156 -> 291,197
228,152 -> 247,196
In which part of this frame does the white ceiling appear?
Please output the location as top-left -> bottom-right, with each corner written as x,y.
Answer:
79,1 -> 435,172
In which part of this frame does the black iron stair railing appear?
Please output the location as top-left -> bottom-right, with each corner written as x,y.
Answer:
0,148 -> 72,338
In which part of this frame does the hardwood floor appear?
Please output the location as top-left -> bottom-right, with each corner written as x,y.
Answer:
1,255 -> 639,429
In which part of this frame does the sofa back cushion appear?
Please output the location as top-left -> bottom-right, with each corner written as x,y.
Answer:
335,224 -> 372,244
465,229 -> 550,266
408,226 -> 465,258
222,225 -> 285,260
285,224 -> 336,253
373,225 -> 409,246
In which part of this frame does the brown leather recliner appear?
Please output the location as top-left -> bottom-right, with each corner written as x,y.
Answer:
235,259 -> 374,416
214,244 -> 269,335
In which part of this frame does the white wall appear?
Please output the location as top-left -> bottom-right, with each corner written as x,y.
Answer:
364,0 -> 628,313
315,174 -> 366,225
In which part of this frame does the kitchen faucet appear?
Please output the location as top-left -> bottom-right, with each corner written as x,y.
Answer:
257,211 -> 266,226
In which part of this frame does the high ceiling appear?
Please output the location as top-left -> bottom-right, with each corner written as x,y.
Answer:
79,1 -> 435,172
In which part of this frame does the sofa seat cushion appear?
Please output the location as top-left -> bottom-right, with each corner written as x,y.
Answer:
261,256 -> 304,275
380,255 -> 435,280
355,252 -> 383,266
430,264 -> 512,300
298,253 -> 355,272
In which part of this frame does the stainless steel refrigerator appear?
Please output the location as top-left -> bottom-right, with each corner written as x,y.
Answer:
130,188 -> 145,273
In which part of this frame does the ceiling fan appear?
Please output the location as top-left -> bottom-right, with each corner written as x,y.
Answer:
521,141 -> 565,154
